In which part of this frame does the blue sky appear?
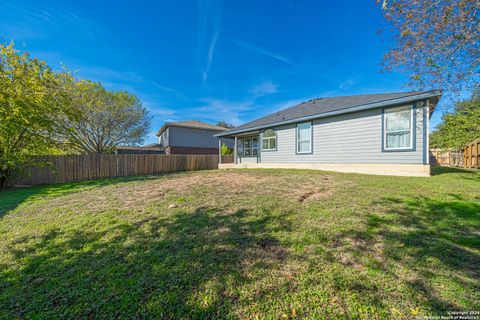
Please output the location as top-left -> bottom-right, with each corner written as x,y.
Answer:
1,0 -> 444,144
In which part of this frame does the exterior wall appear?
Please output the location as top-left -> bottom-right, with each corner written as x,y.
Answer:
169,126 -> 234,148
167,146 -> 219,155
259,102 -> 428,165
238,156 -> 259,164
116,148 -> 165,155
219,163 -> 431,177
158,128 -> 170,147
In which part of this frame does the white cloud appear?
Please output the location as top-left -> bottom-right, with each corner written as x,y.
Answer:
250,81 -> 278,98
339,76 -> 361,91
189,98 -> 254,125
231,40 -> 300,68
202,30 -> 220,84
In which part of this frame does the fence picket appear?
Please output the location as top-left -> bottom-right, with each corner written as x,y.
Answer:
12,154 -> 219,186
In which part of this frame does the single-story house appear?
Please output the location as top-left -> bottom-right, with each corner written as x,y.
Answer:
157,120 -> 234,155
116,143 -> 165,154
215,90 -> 442,177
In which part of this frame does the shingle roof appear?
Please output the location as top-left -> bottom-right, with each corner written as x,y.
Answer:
216,90 -> 441,137
156,120 -> 228,136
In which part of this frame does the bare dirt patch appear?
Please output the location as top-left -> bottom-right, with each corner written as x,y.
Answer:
18,170 -> 339,216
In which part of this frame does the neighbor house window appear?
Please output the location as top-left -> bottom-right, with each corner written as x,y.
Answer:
384,105 -> 414,150
296,122 -> 312,154
262,129 -> 276,151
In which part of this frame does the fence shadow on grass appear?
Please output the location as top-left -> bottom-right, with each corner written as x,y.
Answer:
0,206 -> 291,318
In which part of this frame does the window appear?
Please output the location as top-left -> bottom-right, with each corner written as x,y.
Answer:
237,137 -> 260,157
384,105 -> 414,150
252,137 -> 259,156
237,139 -> 244,156
296,122 -> 312,154
244,138 -> 251,156
262,129 -> 276,151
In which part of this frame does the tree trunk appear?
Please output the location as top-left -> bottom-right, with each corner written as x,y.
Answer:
0,176 -> 7,190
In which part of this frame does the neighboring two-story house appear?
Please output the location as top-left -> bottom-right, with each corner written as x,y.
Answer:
157,120 -> 234,155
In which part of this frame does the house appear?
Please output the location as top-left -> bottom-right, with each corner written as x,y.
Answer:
215,91 -> 442,177
116,143 -> 165,155
156,120 -> 234,155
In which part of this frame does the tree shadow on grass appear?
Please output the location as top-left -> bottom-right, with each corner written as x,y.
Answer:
431,166 -> 480,178
0,206 -> 292,319
329,194 -> 480,314
0,174 -> 182,218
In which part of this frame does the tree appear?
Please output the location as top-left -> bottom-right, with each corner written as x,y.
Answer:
0,43 -> 72,188
216,121 -> 235,129
61,79 -> 151,153
430,92 -> 480,150
220,142 -> 232,156
378,0 -> 480,93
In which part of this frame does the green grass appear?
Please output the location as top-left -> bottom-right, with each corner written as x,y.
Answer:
0,167 -> 479,319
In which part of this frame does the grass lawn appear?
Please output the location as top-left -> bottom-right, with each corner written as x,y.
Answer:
0,167 -> 479,319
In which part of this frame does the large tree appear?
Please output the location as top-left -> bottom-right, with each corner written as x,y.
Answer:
430,92 -> 480,150
0,43 -> 72,188
378,0 -> 480,93
61,79 -> 151,153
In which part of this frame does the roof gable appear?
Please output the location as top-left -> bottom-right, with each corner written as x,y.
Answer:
156,120 -> 227,136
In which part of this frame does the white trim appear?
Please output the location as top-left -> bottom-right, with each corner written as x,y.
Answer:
383,105 -> 414,150
426,100 -> 430,164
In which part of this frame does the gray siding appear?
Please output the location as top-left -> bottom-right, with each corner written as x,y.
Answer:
260,103 -> 427,164
169,127 -> 234,148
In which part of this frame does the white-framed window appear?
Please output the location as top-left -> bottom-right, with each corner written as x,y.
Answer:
237,138 -> 244,156
238,137 -> 259,157
262,129 -> 276,151
296,122 -> 312,154
384,105 -> 414,150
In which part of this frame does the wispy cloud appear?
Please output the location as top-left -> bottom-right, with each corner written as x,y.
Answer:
231,40 -> 300,68
250,81 -> 278,98
339,75 -> 361,91
202,30 -> 220,83
189,98 -> 254,125
196,0 -> 222,84
0,1 -> 107,44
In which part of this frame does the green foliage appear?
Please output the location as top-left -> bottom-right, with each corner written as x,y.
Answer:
0,42 -> 73,188
60,78 -> 151,153
378,0 -> 479,93
430,93 -> 480,150
216,120 -> 235,129
220,142 -> 232,155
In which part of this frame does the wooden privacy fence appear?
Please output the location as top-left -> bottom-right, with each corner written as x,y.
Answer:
13,154 -> 219,186
464,139 -> 480,169
429,149 -> 464,167
430,139 -> 480,169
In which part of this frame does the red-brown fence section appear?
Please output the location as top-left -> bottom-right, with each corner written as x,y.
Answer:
13,154 -> 219,186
